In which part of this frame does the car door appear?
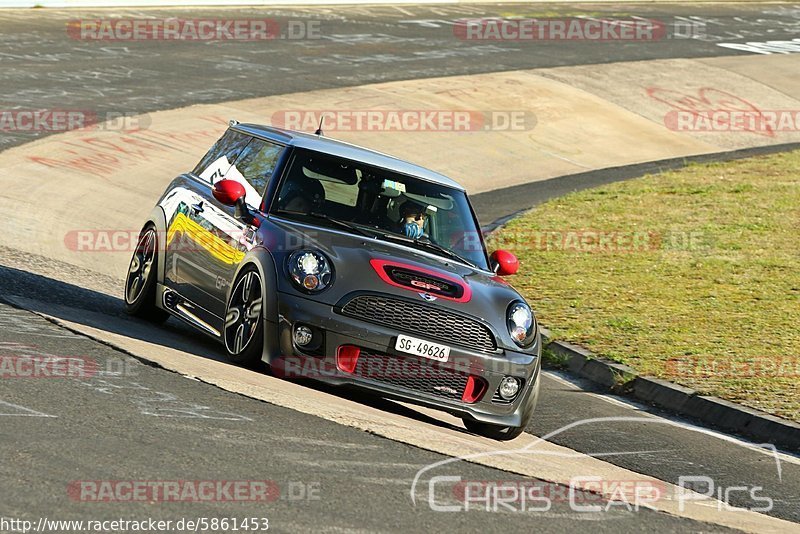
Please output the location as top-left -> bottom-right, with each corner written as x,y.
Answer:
202,136 -> 284,309
162,129 -> 283,329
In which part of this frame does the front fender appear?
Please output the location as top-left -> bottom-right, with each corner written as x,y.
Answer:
229,246 -> 281,365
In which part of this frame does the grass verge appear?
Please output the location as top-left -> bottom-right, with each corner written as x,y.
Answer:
491,150 -> 800,421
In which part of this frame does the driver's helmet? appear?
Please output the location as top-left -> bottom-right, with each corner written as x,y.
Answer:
279,175 -> 325,213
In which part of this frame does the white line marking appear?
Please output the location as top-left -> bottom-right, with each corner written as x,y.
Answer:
544,370 -> 800,465
0,400 -> 56,418
544,370 -> 582,390
391,5 -> 414,16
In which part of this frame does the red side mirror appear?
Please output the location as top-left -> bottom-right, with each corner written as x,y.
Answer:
212,179 -> 246,206
491,250 -> 519,276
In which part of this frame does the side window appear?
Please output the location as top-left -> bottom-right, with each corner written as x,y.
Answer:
192,129 -> 251,181
230,139 -> 283,208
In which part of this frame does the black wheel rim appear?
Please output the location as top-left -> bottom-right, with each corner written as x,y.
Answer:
225,270 -> 262,354
125,229 -> 156,305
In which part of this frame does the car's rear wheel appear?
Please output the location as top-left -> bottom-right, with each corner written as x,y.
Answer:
224,266 -> 264,367
124,225 -> 169,323
462,418 -> 526,441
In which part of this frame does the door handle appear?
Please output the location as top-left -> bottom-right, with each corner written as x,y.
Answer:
190,201 -> 204,215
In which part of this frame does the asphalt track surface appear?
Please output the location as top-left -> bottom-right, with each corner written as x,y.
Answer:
1,3 -> 800,532
2,2 -> 799,151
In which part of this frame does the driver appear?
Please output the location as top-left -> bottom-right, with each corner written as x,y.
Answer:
399,200 -> 427,239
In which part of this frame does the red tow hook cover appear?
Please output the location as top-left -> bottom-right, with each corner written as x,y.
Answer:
336,345 -> 361,374
462,375 -> 488,404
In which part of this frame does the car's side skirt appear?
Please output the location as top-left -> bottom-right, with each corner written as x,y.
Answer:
158,283 -> 224,342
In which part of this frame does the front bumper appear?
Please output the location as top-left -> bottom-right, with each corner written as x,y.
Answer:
264,291 -> 541,428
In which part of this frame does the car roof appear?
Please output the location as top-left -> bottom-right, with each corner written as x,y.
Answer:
233,122 -> 466,191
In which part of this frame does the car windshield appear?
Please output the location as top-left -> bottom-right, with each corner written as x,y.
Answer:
271,148 -> 489,270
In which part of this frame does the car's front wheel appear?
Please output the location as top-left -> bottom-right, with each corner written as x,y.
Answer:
223,266 -> 264,367
462,418 -> 527,441
124,225 -> 169,323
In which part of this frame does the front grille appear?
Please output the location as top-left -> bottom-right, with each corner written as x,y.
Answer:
354,350 -> 468,401
340,294 -> 497,353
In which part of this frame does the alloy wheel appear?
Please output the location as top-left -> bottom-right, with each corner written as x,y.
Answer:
125,229 -> 156,305
225,270 -> 263,354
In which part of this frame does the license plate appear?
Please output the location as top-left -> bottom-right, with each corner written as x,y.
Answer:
395,335 -> 450,362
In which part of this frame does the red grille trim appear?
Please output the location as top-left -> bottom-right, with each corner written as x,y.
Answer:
369,259 -> 472,303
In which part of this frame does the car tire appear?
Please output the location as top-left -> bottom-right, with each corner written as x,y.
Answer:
223,266 -> 264,368
124,225 -> 169,323
462,418 -> 527,441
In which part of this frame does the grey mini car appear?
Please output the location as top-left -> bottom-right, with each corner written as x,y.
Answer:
125,121 -> 541,440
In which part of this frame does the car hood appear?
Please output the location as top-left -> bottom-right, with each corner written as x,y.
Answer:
265,217 -> 531,351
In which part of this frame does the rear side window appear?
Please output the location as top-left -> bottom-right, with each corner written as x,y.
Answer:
231,139 -> 283,204
192,128 -> 251,180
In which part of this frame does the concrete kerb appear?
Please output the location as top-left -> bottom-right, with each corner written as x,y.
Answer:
537,305 -> 800,453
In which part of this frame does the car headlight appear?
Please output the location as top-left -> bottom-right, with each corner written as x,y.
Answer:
287,250 -> 333,293
507,301 -> 536,348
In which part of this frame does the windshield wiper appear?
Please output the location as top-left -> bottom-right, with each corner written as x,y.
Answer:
413,236 -> 480,270
376,232 -> 480,269
273,209 -> 373,238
